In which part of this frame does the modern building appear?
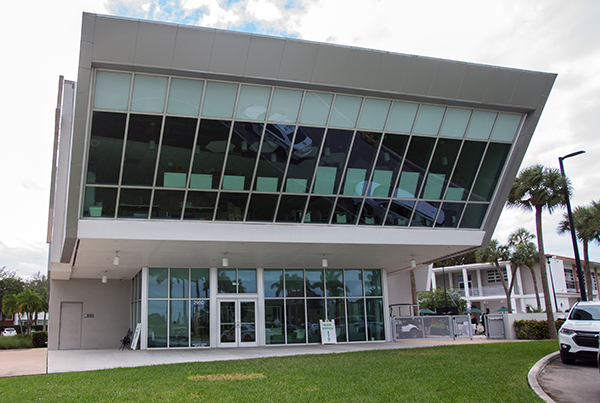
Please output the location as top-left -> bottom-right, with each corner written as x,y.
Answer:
47,13 -> 556,350
428,255 -> 600,314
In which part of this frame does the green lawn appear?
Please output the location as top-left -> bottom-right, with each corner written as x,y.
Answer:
0,341 -> 556,402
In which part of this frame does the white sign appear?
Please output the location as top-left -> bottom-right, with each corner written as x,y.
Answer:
319,319 -> 337,344
131,323 -> 141,350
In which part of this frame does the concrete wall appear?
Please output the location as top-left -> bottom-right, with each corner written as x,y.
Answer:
504,313 -> 555,340
386,271 -> 414,315
48,279 -> 131,350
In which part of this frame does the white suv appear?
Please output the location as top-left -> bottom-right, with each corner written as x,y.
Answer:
558,301 -> 600,364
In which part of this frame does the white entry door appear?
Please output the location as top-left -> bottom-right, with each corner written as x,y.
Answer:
218,299 -> 258,347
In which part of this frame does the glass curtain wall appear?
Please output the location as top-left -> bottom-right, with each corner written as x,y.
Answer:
85,70 -> 523,230
263,268 -> 385,345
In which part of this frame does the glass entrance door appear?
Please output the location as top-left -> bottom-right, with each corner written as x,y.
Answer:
219,299 -> 257,347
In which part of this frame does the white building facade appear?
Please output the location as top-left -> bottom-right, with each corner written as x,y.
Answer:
47,13 -> 555,350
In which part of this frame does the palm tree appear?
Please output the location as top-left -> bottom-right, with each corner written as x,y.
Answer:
476,239 -> 515,312
2,293 -> 22,334
508,228 -> 541,310
557,200 -> 600,300
41,287 -> 48,332
17,289 -> 43,334
507,164 -> 569,339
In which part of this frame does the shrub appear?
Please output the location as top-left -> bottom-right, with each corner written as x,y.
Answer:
514,319 -> 565,339
31,331 -> 48,348
0,335 -> 34,349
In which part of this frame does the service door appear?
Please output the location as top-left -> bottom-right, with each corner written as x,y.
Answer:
59,302 -> 83,350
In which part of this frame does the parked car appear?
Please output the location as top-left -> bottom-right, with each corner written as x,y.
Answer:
558,301 -> 600,364
2,328 -> 17,337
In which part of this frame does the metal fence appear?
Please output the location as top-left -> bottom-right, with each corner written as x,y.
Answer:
391,315 -> 473,341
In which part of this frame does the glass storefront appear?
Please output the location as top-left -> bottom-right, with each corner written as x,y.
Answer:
140,267 -> 386,348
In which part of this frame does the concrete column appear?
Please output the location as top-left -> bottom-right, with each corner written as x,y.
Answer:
476,269 -> 483,297
140,267 -> 148,350
462,268 -> 470,300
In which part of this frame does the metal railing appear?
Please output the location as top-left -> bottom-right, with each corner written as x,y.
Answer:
391,315 -> 473,341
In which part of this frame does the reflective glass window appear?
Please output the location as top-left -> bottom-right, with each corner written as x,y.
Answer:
359,198 -> 388,226
169,300 -> 189,347
345,270 -> 363,296
460,203 -> 489,229
238,269 -> 257,293
268,88 -> 302,123
371,134 -> 409,198
305,196 -> 334,224
445,141 -> 486,201
151,190 -> 184,219
191,269 -> 209,298
341,131 -> 380,196
191,299 -> 210,347
396,137 -> 435,198
167,78 -> 203,116
358,98 -> 390,131
313,129 -> 353,194
385,199 -> 414,227
183,191 -> 217,220
156,117 -> 197,187
217,269 -> 236,293
94,71 -> 131,111
286,299 -> 306,343
327,298 -> 346,342
246,194 -> 278,222
347,298 -> 366,341
305,269 -> 324,297
286,269 -> 304,297
235,84 -> 271,121
284,127 -> 325,193
148,300 -> 167,348
326,269 -> 344,297
470,143 -> 511,201
170,268 -> 189,298
410,201 -> 441,227
265,299 -> 285,344
366,298 -> 385,341
223,122 -> 262,190
148,268 -> 168,298
131,74 -> 168,113
491,113 -> 521,142
264,269 -> 284,298
466,110 -> 497,140
299,91 -> 333,125
118,188 -> 152,218
332,197 -> 360,224
121,114 -> 162,186
276,195 -> 308,223
307,299 -> 325,343
83,187 -> 117,218
413,105 -> 445,136
254,124 -> 293,192
87,112 -> 127,185
364,270 -> 382,296
421,139 -> 461,199
436,202 -> 465,228
216,192 -> 248,221
201,81 -> 238,119
386,101 -> 418,133
329,95 -> 362,128
440,108 -> 471,138
190,120 -> 231,190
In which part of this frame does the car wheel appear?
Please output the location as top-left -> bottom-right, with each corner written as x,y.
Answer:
409,328 -> 419,338
560,352 -> 576,365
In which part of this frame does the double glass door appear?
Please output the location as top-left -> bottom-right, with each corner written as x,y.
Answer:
219,299 -> 257,347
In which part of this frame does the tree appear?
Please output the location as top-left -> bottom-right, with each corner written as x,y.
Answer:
25,271 -> 48,293
507,164 -> 569,339
16,289 -> 44,334
508,228 -> 541,310
0,277 -> 25,323
2,293 -> 22,334
418,287 -> 467,314
433,251 -> 478,268
40,287 -> 49,332
475,239 -> 516,312
557,201 -> 600,300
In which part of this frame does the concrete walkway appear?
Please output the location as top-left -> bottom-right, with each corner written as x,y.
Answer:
0,348 -> 47,377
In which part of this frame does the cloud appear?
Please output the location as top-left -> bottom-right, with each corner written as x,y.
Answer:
0,241 -> 49,279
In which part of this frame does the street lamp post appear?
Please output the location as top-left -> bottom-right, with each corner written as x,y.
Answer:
558,150 -> 586,302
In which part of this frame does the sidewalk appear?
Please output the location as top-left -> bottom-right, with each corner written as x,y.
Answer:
0,348 -> 47,377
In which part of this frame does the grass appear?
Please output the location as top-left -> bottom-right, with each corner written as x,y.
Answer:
0,341 -> 556,402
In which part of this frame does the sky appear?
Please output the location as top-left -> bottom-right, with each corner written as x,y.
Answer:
1,0 -> 599,279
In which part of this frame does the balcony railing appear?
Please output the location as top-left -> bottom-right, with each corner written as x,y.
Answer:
457,284 -> 520,298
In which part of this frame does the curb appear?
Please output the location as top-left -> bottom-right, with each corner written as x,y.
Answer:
528,351 -> 559,403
